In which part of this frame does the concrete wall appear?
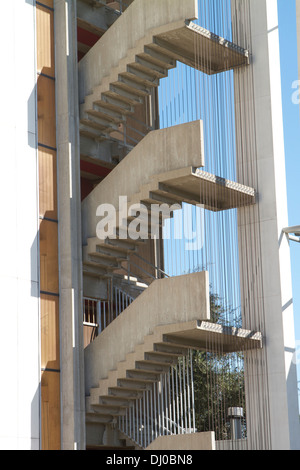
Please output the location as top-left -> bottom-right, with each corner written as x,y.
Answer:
232,0 -> 300,450
54,0 -> 86,450
146,432 -> 216,451
0,1 -> 40,450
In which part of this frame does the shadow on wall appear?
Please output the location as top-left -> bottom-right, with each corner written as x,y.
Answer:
286,348 -> 300,450
31,387 -> 40,450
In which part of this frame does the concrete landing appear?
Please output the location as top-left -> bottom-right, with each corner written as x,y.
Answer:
164,320 -> 263,353
145,166 -> 256,211
151,21 -> 249,74
78,0 -> 249,138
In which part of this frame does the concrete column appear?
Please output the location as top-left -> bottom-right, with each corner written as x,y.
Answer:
54,0 -> 85,450
232,0 -> 300,450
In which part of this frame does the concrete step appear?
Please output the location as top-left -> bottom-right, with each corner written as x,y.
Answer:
113,273 -> 149,289
83,262 -> 110,278
140,46 -> 177,69
86,412 -> 117,425
79,0 -> 248,139
115,75 -> 154,96
121,68 -> 160,87
84,252 -> 121,269
90,404 -> 127,416
144,351 -> 182,365
126,368 -> 161,382
99,395 -> 136,407
89,245 -> 129,261
153,342 -> 190,356
117,377 -> 157,390
119,431 -> 144,451
90,237 -> 139,254
130,59 -> 168,80
135,360 -> 171,374
108,387 -> 144,399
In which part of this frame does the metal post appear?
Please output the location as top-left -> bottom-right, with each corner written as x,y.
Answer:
97,300 -> 101,335
228,407 -> 244,441
190,350 -> 196,433
154,382 -> 158,440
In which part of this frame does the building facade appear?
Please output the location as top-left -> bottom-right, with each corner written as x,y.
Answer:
0,0 -> 299,450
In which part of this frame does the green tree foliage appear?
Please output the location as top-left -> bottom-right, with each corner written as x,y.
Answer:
191,293 -> 245,440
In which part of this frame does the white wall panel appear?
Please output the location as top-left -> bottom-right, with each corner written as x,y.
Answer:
0,0 -> 40,450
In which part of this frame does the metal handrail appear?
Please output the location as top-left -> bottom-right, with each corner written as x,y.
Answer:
130,252 -> 170,279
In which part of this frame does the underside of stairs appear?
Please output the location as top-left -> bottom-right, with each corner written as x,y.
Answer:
79,0 -> 253,282
79,0 -> 257,451
84,272 -> 262,448
81,120 -> 255,280
78,0 -> 249,141
86,321 -> 262,423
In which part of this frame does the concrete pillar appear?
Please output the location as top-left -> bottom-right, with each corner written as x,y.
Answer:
232,0 -> 300,450
54,0 -> 85,450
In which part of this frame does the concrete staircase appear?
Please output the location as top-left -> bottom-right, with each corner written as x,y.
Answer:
84,271 -> 262,448
84,271 -> 209,432
81,120 -> 255,279
81,119 -> 204,278
78,0 -> 249,140
113,273 -> 148,300
85,324 -> 192,426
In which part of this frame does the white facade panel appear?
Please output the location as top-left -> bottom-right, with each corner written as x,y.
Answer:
0,0 -> 40,450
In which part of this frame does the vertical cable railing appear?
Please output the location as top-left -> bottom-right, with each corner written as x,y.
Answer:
114,286 -> 134,318
83,286 -> 135,344
119,350 -> 196,448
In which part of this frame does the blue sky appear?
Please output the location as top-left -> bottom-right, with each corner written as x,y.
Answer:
159,0 -> 300,397
160,0 -> 300,398
278,0 -> 300,394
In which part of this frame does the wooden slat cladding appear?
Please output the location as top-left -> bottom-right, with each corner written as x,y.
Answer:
36,3 -> 55,77
38,146 -> 57,220
41,294 -> 60,370
39,219 -> 59,294
41,371 -> 61,451
37,75 -> 56,149
36,1 -> 61,450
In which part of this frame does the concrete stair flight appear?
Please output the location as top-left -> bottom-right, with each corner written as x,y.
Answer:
85,328 -> 191,426
81,120 -> 204,278
78,0 -> 249,140
82,172 -> 255,277
84,272 -> 262,440
81,121 -> 255,278
84,271 -> 210,429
